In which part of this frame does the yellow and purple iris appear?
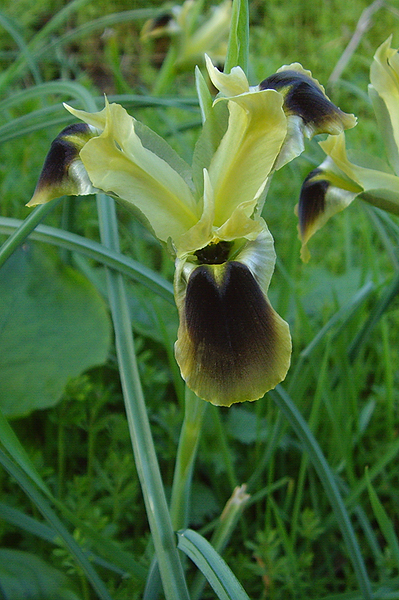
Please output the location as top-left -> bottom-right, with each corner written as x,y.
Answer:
298,37 -> 399,261
29,57 -> 355,406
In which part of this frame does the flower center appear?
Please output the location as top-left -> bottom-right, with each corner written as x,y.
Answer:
195,241 -> 232,265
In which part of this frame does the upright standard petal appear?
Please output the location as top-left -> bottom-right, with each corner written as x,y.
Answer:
208,90 -> 287,227
369,37 -> 399,175
28,123 -> 98,206
174,226 -> 291,406
205,54 -> 250,96
73,101 -> 199,245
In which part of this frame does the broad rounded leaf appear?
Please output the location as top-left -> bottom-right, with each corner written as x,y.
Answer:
0,244 -> 111,417
0,548 -> 80,600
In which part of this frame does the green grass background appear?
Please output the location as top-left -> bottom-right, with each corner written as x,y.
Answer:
1,0 -> 399,598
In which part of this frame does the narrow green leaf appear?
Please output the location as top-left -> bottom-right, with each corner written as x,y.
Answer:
365,468 -> 399,569
300,281 -> 374,359
177,528 -> 251,600
348,270 -> 399,362
0,501 -> 147,580
270,385 -> 373,600
0,12 -> 41,85
0,81 -> 97,114
0,218 -> 174,303
96,194 -> 189,600
0,202 -> 62,270
0,0 -> 91,93
0,449 -> 113,600
224,0 -> 249,74
0,408 -> 50,495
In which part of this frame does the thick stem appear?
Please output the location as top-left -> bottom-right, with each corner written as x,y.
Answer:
170,386 -> 207,530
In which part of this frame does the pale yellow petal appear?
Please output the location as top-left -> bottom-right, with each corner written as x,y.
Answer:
205,54 -> 249,96
209,89 -> 286,227
320,133 -> 399,195
65,103 -> 108,132
369,37 -> 399,174
79,101 -> 198,244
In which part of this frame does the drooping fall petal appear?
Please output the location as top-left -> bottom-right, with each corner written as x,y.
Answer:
174,227 -> 291,406
259,64 -> 357,168
297,161 -> 358,261
28,123 -> 98,206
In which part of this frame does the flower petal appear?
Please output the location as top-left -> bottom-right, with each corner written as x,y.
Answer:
260,64 -> 356,137
77,101 -> 198,245
369,37 -> 399,175
174,227 -> 291,406
298,132 -> 399,260
297,163 -> 357,261
205,54 -> 250,96
27,123 -> 97,206
208,89 -> 287,226
320,133 -> 399,201
259,64 -> 356,168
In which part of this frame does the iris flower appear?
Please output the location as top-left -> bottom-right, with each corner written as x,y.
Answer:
28,58 -> 354,406
298,37 -> 399,261
141,0 -> 232,69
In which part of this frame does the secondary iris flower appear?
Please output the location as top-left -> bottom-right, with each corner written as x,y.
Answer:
141,0 -> 231,69
28,57 -> 354,406
298,37 -> 399,261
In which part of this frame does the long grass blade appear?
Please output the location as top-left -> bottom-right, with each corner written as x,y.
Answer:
270,385 -> 373,600
177,528 -> 250,600
224,0 -> 249,74
0,12 -> 41,85
0,449 -> 114,600
365,468 -> 399,570
0,0 -> 91,92
348,270 -> 399,362
0,217 -> 174,302
0,81 -> 98,114
0,201 -> 62,270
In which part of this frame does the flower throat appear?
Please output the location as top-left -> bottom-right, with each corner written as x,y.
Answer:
194,241 -> 232,265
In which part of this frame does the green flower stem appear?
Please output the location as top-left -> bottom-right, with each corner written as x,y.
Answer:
144,387 -> 206,598
170,387 -> 207,530
0,199 -> 62,270
152,44 -> 179,96
96,193 -> 190,600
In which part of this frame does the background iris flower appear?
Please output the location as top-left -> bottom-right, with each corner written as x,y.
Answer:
298,37 -> 399,262
29,56 -> 355,406
141,0 -> 232,70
